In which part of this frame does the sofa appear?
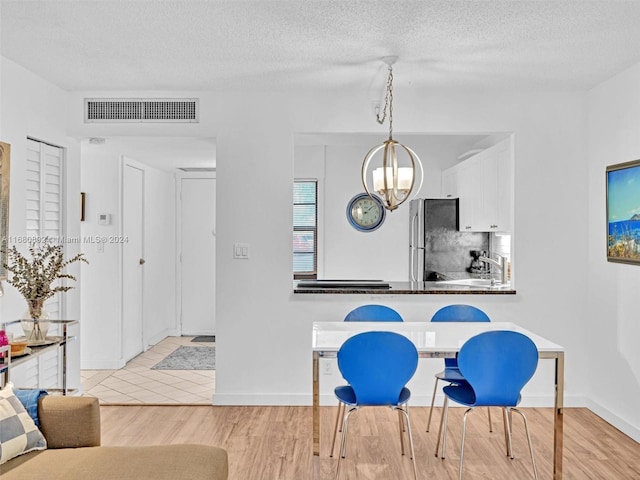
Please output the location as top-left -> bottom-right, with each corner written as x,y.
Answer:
1,395 -> 229,480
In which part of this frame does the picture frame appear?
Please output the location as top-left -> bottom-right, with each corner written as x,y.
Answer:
0,142 -> 10,280
606,159 -> 640,264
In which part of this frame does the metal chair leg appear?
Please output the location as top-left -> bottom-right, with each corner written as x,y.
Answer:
458,408 -> 473,480
504,407 -> 514,460
502,407 -> 512,457
397,408 -> 406,455
335,407 -> 356,480
435,396 -> 449,458
426,376 -> 440,432
487,407 -> 493,432
330,401 -> 345,457
396,405 -> 418,480
512,408 -> 539,480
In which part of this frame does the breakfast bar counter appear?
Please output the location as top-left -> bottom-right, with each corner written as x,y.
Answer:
294,280 -> 516,295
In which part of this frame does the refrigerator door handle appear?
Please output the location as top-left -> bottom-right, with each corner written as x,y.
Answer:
410,247 -> 416,282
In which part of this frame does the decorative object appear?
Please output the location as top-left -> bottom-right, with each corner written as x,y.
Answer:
20,298 -> 51,343
0,142 -> 10,281
4,242 -> 88,342
0,384 -> 47,465
606,159 -> 640,264
346,192 -> 386,232
151,346 -> 215,370
362,57 -> 423,211
9,342 -> 29,357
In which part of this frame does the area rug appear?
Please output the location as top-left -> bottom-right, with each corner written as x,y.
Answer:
151,346 -> 215,370
191,335 -> 215,343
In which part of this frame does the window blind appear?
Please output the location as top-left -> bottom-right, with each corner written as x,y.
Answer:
293,180 -> 317,278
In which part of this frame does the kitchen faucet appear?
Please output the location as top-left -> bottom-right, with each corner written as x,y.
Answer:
478,253 -> 508,285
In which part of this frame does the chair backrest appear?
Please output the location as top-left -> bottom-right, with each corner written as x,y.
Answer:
337,331 -> 418,406
344,304 -> 403,322
430,304 -> 491,323
457,330 -> 538,407
431,304 -> 490,368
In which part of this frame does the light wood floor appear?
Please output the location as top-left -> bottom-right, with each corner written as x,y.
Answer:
100,405 -> 640,479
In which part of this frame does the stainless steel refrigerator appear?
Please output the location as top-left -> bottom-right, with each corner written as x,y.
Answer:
409,198 -> 460,281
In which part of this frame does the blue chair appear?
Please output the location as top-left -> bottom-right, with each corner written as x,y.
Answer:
343,304 -> 403,322
435,330 -> 539,480
330,305 -> 403,457
426,304 -> 492,433
334,331 -> 419,480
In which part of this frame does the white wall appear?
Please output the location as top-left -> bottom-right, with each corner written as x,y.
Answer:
79,142 -> 176,368
0,58 -> 82,389
3,66 -> 594,420
323,145 -> 408,281
0,58 -> 82,328
587,62 -> 640,441
143,166 -> 177,344
64,88 -> 590,408
211,89 -> 590,408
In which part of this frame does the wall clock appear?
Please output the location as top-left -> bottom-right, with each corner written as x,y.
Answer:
346,193 -> 386,232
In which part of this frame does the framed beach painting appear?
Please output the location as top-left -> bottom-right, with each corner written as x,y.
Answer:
607,159 -> 640,264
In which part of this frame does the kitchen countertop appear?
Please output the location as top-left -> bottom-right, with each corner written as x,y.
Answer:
293,279 -> 516,295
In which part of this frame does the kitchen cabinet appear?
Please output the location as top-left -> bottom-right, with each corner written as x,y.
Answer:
441,138 -> 513,233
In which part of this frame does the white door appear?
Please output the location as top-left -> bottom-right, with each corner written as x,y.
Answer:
122,162 -> 144,362
180,177 -> 216,335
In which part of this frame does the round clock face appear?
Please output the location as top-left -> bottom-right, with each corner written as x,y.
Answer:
346,193 -> 386,232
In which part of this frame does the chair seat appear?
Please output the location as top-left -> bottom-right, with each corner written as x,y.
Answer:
435,367 -> 467,383
443,383 -> 522,408
334,385 -> 411,406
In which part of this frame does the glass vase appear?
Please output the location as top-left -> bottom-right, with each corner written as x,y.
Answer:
21,300 -> 50,344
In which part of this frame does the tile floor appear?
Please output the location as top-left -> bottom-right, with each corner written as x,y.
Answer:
81,336 -> 215,404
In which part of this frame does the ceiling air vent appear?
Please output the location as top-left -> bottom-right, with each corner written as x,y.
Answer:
84,98 -> 199,123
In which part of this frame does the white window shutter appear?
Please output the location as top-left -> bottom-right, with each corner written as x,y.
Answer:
14,139 -> 65,390
25,139 -> 42,237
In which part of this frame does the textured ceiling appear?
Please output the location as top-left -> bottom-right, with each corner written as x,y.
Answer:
3,0 -> 640,92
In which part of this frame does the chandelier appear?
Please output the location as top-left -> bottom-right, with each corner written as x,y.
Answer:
361,58 -> 423,211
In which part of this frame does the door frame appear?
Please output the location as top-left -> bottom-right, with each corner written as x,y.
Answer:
175,170 -> 216,336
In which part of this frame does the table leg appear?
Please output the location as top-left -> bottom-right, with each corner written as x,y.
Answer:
313,351 -> 320,478
553,352 -> 564,479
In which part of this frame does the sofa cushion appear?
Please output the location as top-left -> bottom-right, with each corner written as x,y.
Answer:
0,444 -> 229,480
14,389 -> 48,427
0,384 -> 47,465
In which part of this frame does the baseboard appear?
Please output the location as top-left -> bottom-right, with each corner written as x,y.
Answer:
213,392 -> 588,407
213,393 -> 309,406
146,328 -> 179,348
585,398 -> 640,443
412,392 -> 587,408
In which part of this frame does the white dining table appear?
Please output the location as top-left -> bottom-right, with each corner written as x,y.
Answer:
312,321 -> 565,479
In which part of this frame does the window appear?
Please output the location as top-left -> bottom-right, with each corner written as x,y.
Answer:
293,180 -> 317,279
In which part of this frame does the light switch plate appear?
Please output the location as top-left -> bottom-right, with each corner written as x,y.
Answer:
233,243 -> 249,259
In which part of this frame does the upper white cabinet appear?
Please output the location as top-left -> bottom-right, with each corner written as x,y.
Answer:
441,138 -> 513,233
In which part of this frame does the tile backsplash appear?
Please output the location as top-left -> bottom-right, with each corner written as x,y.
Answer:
425,228 -> 490,274
424,230 -> 511,277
